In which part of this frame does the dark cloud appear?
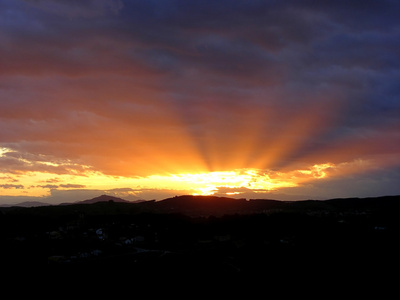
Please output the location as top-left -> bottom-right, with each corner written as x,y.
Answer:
0,184 -> 24,189
23,0 -> 124,17
36,184 -> 59,189
58,184 -> 86,188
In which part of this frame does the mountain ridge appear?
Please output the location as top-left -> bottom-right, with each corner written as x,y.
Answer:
59,194 -> 132,206
0,201 -> 50,208
1,194 -> 399,216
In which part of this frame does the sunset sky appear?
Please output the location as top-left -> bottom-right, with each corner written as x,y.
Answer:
1,0 -> 399,204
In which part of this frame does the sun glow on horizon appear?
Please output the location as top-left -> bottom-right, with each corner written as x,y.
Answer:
169,164 -> 337,196
0,147 -> 378,202
169,169 -> 283,195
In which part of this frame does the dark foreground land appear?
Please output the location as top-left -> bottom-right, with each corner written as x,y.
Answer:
1,195 -> 399,285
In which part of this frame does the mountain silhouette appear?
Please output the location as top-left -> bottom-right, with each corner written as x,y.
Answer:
150,195 -> 400,216
2,194 -> 399,217
154,195 -> 248,214
0,201 -> 50,208
76,194 -> 131,204
59,194 -> 131,206
145,195 -> 320,215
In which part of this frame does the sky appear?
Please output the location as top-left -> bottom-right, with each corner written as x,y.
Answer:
0,0 -> 400,204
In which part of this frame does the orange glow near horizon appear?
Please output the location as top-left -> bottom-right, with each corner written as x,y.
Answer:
1,92 -> 398,203
0,94 -> 397,202
0,156 -> 348,200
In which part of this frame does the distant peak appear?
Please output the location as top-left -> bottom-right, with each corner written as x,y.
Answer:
76,194 -> 130,204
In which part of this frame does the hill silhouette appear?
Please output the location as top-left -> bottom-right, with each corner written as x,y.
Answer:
0,201 -> 50,208
2,194 -> 400,216
154,195 -> 248,215
1,194 -> 399,281
61,194 -> 131,205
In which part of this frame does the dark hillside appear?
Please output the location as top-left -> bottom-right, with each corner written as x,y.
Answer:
153,195 -> 248,215
1,194 -> 399,280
